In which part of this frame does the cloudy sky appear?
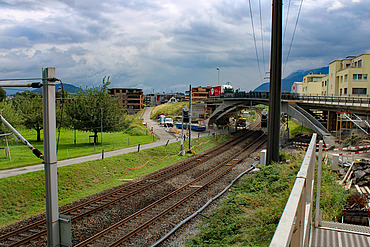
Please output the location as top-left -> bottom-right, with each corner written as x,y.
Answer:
0,0 -> 369,94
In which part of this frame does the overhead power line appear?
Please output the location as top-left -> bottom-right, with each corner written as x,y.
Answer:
283,0 -> 292,43
283,0 -> 304,74
258,0 -> 266,74
248,0 -> 263,82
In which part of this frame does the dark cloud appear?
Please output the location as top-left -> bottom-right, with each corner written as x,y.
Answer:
0,0 -> 370,94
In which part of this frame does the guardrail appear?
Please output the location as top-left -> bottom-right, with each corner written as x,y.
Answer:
222,92 -> 370,106
270,133 -> 318,247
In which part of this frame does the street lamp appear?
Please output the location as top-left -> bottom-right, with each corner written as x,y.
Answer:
216,68 -> 220,85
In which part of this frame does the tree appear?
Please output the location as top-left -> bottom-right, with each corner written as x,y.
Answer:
12,91 -> 43,141
66,77 -> 126,144
0,87 -> 6,102
0,100 -> 22,134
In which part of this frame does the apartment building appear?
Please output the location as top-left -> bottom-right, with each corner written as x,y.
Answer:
325,54 -> 370,96
185,86 -> 212,101
301,73 -> 326,96
108,88 -> 143,114
301,54 -> 370,97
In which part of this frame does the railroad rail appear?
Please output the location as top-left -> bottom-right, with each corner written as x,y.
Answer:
75,133 -> 267,246
0,128 -> 263,246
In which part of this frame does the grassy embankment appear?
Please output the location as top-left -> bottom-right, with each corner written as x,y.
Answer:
0,111 -> 155,171
0,132 -> 230,227
185,105 -> 341,246
150,102 -> 189,120
287,119 -> 314,136
186,152 -> 351,247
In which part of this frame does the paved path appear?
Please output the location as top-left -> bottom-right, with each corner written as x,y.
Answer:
0,107 -> 218,179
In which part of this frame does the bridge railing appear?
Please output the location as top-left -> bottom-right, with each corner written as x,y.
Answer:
223,92 -> 370,106
296,95 -> 370,106
270,133 -> 317,247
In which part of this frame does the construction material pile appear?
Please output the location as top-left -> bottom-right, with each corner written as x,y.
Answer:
351,159 -> 370,186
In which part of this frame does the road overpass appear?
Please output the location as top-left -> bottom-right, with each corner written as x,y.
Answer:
206,93 -> 370,147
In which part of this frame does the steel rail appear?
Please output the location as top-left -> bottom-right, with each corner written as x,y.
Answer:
105,136 -> 267,247
76,135 -> 266,246
0,130 -> 256,246
70,131 -> 257,222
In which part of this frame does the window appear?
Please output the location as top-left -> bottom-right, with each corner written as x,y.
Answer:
358,60 -> 362,67
322,82 -> 324,87
340,89 -> 342,95
352,88 -> 367,95
345,74 -> 348,81
355,61 -> 358,67
353,74 -> 368,80
344,88 -> 347,94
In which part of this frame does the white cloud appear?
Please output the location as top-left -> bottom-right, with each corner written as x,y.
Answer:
0,0 -> 369,93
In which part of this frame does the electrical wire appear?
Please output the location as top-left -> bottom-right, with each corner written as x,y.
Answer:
258,0 -> 266,74
56,79 -> 64,154
283,0 -> 304,75
283,0 -> 292,43
248,0 -> 263,82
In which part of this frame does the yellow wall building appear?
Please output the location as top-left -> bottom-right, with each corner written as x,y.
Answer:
301,73 -> 326,96
326,54 -> 370,96
302,54 -> 370,97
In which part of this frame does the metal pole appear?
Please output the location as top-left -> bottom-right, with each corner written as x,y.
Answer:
180,113 -> 184,154
101,108 -> 103,147
267,0 -> 283,164
315,140 -> 323,227
217,68 -> 220,85
189,85 -> 192,151
43,67 -> 60,246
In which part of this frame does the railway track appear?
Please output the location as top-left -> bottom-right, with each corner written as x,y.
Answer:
0,129 -> 262,246
75,133 -> 267,246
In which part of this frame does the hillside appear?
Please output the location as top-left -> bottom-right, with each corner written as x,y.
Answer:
254,66 -> 329,92
32,83 -> 80,94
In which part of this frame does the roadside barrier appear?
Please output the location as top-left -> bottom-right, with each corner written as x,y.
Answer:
334,145 -> 370,151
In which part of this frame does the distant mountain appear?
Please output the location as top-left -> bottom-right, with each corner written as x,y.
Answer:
32,83 -> 80,94
254,66 -> 329,92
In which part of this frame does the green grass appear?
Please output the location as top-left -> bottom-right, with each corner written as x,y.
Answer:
287,120 -> 314,137
150,102 -> 189,119
0,128 -> 157,171
0,133 -> 229,227
186,153 -> 351,247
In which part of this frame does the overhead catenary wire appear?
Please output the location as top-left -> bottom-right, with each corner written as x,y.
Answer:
258,0 -> 266,74
248,0 -> 263,83
283,0 -> 304,75
283,0 -> 292,43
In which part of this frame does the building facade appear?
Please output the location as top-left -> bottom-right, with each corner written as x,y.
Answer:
301,54 -> 370,97
291,81 -> 303,95
185,86 -> 212,101
108,88 -> 143,114
325,54 -> 370,96
301,73 -> 326,96
144,93 -> 185,106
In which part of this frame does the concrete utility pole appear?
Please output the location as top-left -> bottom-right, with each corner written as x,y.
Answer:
267,0 -> 283,164
42,67 -> 60,246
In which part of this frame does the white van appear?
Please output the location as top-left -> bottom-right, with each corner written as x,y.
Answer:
164,118 -> 174,127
